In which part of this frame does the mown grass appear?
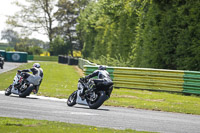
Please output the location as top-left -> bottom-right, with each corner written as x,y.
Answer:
0,62 -> 80,98
33,55 -> 58,62
0,62 -> 200,115
0,117 -> 150,133
105,89 -> 200,114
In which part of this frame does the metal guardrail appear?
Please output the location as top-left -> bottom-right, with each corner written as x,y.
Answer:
84,65 -> 200,95
78,58 -> 97,70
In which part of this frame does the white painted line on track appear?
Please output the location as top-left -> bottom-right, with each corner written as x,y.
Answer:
0,91 -> 67,102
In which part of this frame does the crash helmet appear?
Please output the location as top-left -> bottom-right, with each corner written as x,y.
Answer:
98,65 -> 106,70
33,63 -> 40,68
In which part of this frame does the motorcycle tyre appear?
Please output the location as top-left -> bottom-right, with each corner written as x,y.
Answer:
67,91 -> 77,106
5,86 -> 11,96
87,91 -> 107,109
19,84 -> 34,98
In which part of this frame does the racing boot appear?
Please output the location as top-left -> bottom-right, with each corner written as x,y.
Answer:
79,89 -> 86,100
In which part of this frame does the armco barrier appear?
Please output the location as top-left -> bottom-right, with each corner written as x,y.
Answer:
78,58 -> 97,70
84,65 -> 200,95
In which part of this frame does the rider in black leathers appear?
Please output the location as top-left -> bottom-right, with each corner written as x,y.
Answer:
80,65 -> 113,97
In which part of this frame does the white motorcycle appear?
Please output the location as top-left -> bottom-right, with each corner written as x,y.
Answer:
67,78 -> 113,109
5,72 -> 39,98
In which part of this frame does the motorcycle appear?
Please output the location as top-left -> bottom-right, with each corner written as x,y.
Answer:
67,78 -> 113,109
5,72 -> 39,98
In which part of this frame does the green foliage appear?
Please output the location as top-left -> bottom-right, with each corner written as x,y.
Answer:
15,37 -> 45,55
1,29 -> 20,49
50,36 -> 69,56
6,47 -> 15,51
77,0 -> 200,70
77,0 -> 138,64
89,55 -> 132,67
0,43 -> 14,51
28,46 -> 43,55
132,0 -> 200,71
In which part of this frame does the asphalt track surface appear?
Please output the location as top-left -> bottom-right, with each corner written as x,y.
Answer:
0,62 -> 200,133
0,62 -> 23,74
0,92 -> 200,133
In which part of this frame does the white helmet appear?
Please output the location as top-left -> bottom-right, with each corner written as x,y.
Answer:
33,63 -> 40,68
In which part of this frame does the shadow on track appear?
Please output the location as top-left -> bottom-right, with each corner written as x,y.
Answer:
74,106 -> 110,111
9,95 -> 38,100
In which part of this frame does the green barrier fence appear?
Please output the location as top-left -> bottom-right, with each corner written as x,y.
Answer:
27,55 -> 34,60
183,71 -> 200,94
84,65 -> 200,95
6,51 -> 27,62
0,50 -> 6,58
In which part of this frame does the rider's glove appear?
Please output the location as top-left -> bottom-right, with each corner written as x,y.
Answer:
80,77 -> 85,81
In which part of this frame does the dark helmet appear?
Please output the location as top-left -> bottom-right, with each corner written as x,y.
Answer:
98,65 -> 106,70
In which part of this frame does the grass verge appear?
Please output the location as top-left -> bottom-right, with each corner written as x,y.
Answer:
105,89 -> 200,115
29,55 -> 58,62
0,117 -> 150,133
0,62 -> 200,115
0,62 -> 80,98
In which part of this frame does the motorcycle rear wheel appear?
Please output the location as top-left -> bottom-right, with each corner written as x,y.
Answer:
87,91 -> 108,109
19,84 -> 34,98
67,91 -> 77,106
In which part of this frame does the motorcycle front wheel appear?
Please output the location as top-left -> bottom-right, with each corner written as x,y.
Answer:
5,86 -> 12,96
67,91 -> 77,106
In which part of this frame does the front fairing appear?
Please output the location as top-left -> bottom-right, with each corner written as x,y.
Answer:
13,73 -> 21,85
78,82 -> 84,92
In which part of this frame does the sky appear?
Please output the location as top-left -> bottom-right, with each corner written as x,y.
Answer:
0,0 -> 49,43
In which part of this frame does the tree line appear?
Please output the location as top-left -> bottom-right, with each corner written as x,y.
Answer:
77,0 -> 200,71
4,0 -> 89,56
3,0 -> 200,70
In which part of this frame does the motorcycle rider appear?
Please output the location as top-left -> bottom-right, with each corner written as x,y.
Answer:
17,63 -> 43,93
80,65 -> 113,97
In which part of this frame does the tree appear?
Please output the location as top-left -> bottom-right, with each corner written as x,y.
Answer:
50,36 -> 69,55
6,0 -> 56,48
53,0 -> 77,56
1,29 -> 20,49
54,0 -> 91,56
28,46 -> 43,55
15,37 -> 44,55
76,0 -> 138,63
